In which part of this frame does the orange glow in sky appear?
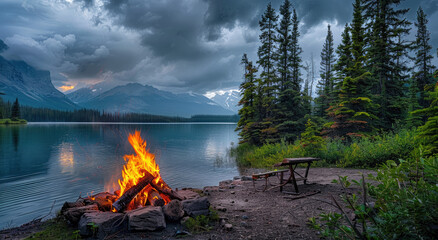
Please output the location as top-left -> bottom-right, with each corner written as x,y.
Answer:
59,85 -> 75,92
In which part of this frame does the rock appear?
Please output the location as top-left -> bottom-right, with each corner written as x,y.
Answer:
241,176 -> 253,181
230,191 -> 235,194
240,221 -> 250,228
177,189 -> 201,200
127,206 -> 166,231
242,215 -> 249,220
233,176 -> 241,180
64,204 -> 99,225
61,201 -> 84,213
162,200 -> 184,222
215,206 -> 227,212
203,186 -> 219,193
219,180 -> 232,187
78,212 -> 126,238
182,197 -> 210,217
224,223 -> 233,231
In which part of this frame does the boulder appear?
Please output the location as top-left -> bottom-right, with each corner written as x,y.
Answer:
78,212 -> 126,238
64,204 -> 99,225
61,201 -> 84,214
127,206 -> 166,231
162,200 -> 184,222
182,197 -> 210,217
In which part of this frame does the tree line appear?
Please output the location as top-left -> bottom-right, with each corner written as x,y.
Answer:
237,0 -> 437,145
0,97 -> 239,123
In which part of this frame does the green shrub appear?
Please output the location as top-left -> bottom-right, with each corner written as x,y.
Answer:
309,155 -> 438,239
232,128 -> 418,169
183,209 -> 219,233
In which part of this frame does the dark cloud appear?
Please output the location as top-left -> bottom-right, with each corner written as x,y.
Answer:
0,0 -> 437,94
202,0 -> 261,41
0,39 -> 8,53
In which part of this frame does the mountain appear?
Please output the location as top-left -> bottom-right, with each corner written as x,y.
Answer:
71,83 -> 235,117
66,82 -> 111,104
0,56 -> 77,110
208,90 -> 240,113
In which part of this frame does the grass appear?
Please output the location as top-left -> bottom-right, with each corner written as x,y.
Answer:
0,118 -> 27,124
24,216 -> 81,240
232,128 -> 418,169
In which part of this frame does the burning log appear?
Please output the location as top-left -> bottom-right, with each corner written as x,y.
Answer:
147,189 -> 165,206
112,172 -> 155,212
150,179 -> 184,201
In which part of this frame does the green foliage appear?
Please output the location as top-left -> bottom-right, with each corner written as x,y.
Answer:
0,118 -> 27,124
316,24 -> 336,118
24,217 -> 81,240
413,83 -> 438,156
299,119 -> 326,156
183,209 -> 219,233
233,128 -> 417,169
413,7 -> 435,108
310,155 -> 438,239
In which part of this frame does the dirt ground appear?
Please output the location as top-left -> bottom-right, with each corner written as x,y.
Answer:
0,167 -> 375,240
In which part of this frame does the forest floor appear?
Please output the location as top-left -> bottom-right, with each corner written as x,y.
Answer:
0,167 -> 375,240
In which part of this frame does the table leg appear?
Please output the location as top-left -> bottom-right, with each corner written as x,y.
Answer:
280,171 -> 284,192
304,162 -> 312,184
290,165 -> 299,193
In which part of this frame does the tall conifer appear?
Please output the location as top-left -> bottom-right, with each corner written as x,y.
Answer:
237,54 -> 261,145
363,0 -> 410,129
257,3 -> 278,143
413,7 -> 435,108
316,24 -> 336,118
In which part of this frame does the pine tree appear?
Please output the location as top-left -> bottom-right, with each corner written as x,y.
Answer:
316,24 -> 336,118
237,54 -> 261,145
406,77 -> 422,128
325,0 -> 375,139
11,98 -> 20,120
363,0 -> 410,129
257,3 -> 278,143
257,2 -> 278,120
334,23 -> 353,84
413,7 -> 435,108
412,82 -> 438,156
276,0 -> 292,95
275,8 -> 305,142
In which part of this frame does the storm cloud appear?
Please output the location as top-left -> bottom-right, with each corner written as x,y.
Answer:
0,0 -> 437,94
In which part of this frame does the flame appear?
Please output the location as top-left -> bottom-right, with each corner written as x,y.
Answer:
116,131 -> 167,209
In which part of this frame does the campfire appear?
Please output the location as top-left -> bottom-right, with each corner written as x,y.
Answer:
111,131 -> 182,212
60,131 -> 211,238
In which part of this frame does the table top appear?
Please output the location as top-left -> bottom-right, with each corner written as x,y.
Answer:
276,157 -> 320,166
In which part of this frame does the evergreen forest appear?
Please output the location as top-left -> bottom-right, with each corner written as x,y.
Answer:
235,0 -> 437,238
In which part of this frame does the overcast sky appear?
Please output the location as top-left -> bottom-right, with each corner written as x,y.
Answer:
0,0 -> 437,95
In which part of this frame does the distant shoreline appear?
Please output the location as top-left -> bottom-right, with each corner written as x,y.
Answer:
26,121 -> 237,125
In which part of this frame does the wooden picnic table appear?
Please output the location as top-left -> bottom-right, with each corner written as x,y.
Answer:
273,157 -> 320,193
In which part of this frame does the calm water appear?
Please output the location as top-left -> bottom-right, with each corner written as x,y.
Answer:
0,123 -> 239,229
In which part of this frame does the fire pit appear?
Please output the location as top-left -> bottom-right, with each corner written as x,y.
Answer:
60,131 -> 210,238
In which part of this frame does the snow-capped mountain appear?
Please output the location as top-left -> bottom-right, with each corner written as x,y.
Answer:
69,83 -> 235,117
0,56 -> 77,110
207,90 -> 240,113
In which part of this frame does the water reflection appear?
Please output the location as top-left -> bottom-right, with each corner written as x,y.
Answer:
11,127 -> 19,152
0,123 -> 239,228
58,143 -> 74,173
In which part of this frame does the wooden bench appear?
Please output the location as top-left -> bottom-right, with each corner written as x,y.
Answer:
252,169 -> 289,191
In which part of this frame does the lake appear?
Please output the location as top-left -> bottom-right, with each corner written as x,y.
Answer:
0,123 -> 239,229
